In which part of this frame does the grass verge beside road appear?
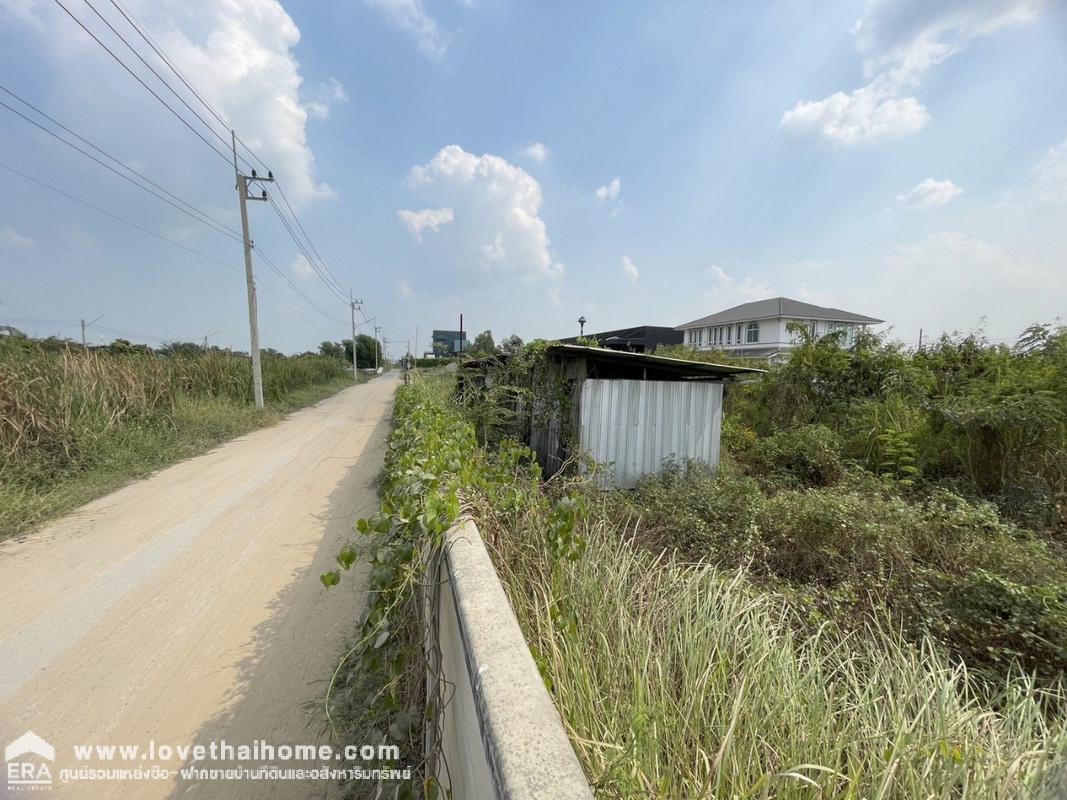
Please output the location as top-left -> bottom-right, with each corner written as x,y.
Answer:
0,338 -> 364,539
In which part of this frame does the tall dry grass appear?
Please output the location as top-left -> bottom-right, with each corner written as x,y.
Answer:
488,513 -> 1067,799
0,341 -> 347,468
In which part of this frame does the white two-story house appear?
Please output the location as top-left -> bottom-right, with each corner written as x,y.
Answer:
676,297 -> 883,361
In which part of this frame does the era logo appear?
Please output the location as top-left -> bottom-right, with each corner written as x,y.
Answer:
5,731 -> 54,790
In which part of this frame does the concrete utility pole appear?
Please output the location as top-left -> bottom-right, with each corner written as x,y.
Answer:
374,324 -> 382,371
233,130 -> 273,409
81,314 -> 103,348
349,291 -> 363,382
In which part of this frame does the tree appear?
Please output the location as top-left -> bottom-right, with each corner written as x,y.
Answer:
319,341 -> 345,360
469,330 -> 496,357
159,341 -> 203,357
499,334 -> 524,355
354,333 -> 382,367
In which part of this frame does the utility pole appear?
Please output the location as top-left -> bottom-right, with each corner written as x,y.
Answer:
81,315 -> 103,348
374,324 -> 382,370
349,290 -> 362,382
233,130 -> 273,409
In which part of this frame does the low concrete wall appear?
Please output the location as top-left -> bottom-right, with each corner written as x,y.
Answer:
426,517 -> 593,799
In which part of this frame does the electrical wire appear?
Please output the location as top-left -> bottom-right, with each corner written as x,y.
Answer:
93,0 -> 357,320
31,1 -> 356,334
0,161 -> 324,325
267,196 -> 349,304
0,97 -> 243,243
255,249 -> 346,326
0,161 -> 241,274
0,84 -> 242,240
106,0 -> 258,174
50,0 -> 233,165
271,179 -> 348,297
80,0 -> 237,161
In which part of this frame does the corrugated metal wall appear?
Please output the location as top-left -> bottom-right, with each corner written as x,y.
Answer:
578,379 -> 723,488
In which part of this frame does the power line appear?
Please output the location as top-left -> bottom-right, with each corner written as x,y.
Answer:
0,84 -> 242,240
49,0 -> 233,165
32,2 -> 353,340
88,0 -> 354,321
0,160 -> 241,274
255,248 -> 346,325
267,196 -> 349,304
105,0 -> 258,174
0,160 -> 324,323
80,0 -> 237,161
271,180 -> 347,296
0,96 -> 243,243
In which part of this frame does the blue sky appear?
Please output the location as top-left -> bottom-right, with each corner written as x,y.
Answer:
1,0 -> 1065,355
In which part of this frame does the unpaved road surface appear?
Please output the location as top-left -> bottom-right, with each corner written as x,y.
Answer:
0,374 -> 399,799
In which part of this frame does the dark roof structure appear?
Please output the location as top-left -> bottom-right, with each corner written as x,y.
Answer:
676,297 -> 883,330
557,325 -> 682,352
546,344 -> 764,378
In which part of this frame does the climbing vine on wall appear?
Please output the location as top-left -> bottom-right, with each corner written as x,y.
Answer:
320,370 -> 582,798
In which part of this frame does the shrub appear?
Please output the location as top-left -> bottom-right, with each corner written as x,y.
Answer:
746,424 -> 845,487
923,570 -> 1067,684
755,487 -> 912,586
627,462 -> 763,558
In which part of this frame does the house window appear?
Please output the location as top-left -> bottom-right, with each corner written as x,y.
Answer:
726,325 -> 732,345
745,322 -> 759,343
736,323 -> 742,343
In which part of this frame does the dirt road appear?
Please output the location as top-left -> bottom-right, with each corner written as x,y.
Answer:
0,374 -> 399,799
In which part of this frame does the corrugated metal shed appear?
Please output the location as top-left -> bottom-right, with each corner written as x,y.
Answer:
579,379 -> 723,488
459,342 -> 764,486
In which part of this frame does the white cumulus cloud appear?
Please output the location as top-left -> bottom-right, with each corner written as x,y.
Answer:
896,178 -> 963,209
363,0 -> 449,60
404,145 -> 564,282
781,0 -> 1045,145
595,177 -> 621,203
519,141 -> 549,163
780,76 -> 929,145
620,256 -> 639,285
396,207 -> 454,242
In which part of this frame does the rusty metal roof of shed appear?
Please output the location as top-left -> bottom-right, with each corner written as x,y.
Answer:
547,344 -> 765,378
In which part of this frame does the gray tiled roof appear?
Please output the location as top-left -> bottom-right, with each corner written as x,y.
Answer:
676,297 -> 883,330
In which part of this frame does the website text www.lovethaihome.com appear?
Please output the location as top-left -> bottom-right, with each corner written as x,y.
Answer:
5,731 -> 408,791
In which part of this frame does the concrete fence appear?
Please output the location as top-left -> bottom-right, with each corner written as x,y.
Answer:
424,517 -> 594,799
